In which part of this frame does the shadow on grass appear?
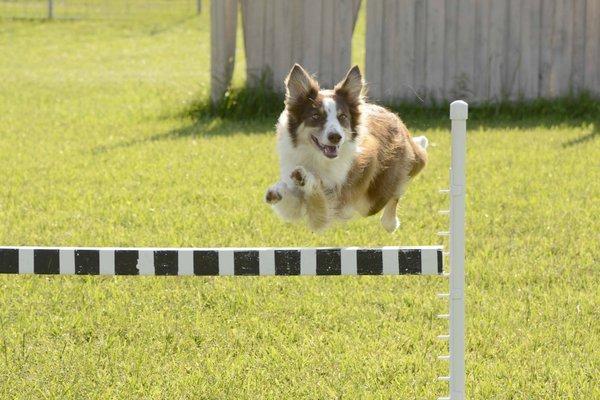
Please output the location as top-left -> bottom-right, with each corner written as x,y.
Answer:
92,118 -> 273,154
561,123 -> 599,148
95,87 -> 599,152
177,86 -> 600,131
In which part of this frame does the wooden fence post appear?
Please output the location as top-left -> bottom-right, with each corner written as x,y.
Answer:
210,0 -> 238,104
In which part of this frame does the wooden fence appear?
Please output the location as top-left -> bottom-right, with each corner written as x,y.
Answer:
212,0 -> 600,103
367,0 -> 600,103
211,0 -> 361,102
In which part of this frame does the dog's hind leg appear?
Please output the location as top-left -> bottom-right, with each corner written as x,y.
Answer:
265,181 -> 305,221
305,190 -> 329,232
290,167 -> 330,232
381,181 -> 408,233
381,197 -> 400,233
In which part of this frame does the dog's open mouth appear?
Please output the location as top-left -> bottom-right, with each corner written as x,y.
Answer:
311,135 -> 339,159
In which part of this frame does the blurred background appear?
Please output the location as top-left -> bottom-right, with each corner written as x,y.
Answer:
4,0 -> 599,107
0,0 -> 201,20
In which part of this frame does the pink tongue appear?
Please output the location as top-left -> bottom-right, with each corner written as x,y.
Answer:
324,145 -> 337,157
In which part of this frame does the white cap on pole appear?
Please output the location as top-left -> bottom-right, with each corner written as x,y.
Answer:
450,100 -> 468,120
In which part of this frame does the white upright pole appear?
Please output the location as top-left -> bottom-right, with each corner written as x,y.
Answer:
449,100 -> 467,400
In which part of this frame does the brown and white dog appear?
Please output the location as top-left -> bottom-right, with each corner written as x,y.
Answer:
264,64 -> 428,232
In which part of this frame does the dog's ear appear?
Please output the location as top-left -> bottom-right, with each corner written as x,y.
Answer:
285,64 -> 318,106
335,65 -> 364,103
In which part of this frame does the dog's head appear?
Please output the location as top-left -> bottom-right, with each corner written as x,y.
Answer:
284,64 -> 364,159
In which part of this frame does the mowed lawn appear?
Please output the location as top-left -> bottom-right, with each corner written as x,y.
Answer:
1,7 -> 599,400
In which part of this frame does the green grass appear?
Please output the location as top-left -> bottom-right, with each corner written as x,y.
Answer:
0,0 -> 198,20
1,5 -> 599,399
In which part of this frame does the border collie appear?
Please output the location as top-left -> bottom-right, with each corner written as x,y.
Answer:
265,64 -> 428,232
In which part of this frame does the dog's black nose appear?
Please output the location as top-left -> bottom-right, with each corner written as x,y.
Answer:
327,132 -> 342,144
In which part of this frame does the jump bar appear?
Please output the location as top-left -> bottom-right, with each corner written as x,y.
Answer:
0,246 -> 443,276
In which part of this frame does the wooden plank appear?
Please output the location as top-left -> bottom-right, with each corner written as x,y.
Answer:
290,0 -> 305,68
240,0 -> 361,93
381,0 -> 398,101
413,0 -> 428,99
571,0 -> 586,93
548,0 -> 573,97
337,0 -> 362,80
519,0 -> 541,99
396,0 -> 416,101
505,0 -> 522,100
351,0 -> 362,27
240,0 -> 265,87
273,0 -> 293,91
347,0 -> 362,70
210,0 -> 238,103
425,0 -> 445,102
262,0 -> 276,87
332,0 -> 356,85
488,1 -> 507,101
539,0 -> 555,97
455,0 -> 476,101
365,0 -> 385,100
320,0 -> 336,87
443,0 -> 458,100
584,0 -> 600,94
303,0 -> 323,81
473,0 -> 490,102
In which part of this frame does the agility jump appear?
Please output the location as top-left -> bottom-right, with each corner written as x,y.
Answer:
0,101 -> 468,400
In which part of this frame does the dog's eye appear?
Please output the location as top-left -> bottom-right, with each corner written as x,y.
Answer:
338,114 -> 347,120
311,113 -> 320,120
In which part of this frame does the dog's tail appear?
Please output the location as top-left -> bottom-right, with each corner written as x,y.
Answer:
413,135 -> 429,150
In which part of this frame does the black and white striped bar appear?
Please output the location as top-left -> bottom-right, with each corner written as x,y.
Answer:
0,246 -> 443,276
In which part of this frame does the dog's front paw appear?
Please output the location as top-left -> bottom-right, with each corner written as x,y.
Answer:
265,185 -> 283,204
291,166 -> 320,191
290,166 -> 307,187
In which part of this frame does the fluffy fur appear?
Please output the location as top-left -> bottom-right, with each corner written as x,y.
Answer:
265,64 -> 428,232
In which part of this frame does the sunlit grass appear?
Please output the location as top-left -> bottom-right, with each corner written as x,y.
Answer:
0,6 -> 599,400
